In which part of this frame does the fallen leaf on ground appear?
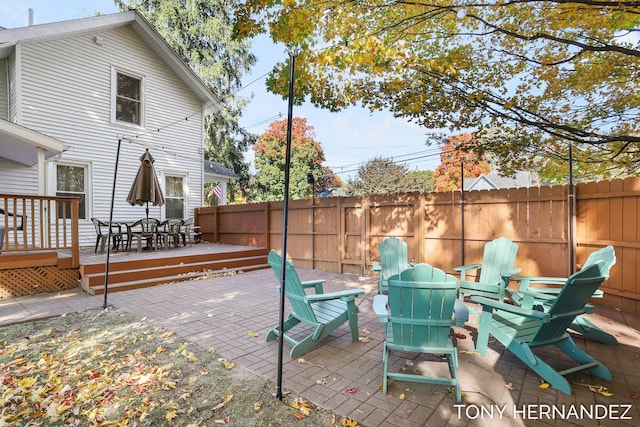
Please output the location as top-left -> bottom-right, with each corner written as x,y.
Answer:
589,385 -> 614,396
399,393 -> 406,400
539,382 -> 550,390
358,337 -> 370,343
345,387 -> 357,393
505,382 -> 515,390
247,330 -> 259,338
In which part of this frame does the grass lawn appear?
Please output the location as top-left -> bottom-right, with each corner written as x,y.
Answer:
0,307 -> 357,426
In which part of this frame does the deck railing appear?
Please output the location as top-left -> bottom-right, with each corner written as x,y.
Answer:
0,193 -> 80,267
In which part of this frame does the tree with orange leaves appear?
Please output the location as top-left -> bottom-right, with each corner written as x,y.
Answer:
433,133 -> 491,192
252,117 -> 325,201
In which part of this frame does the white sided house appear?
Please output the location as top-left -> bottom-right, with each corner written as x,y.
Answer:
0,11 -> 221,248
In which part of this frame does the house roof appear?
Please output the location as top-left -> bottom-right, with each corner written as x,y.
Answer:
204,160 -> 238,184
463,171 -> 534,191
0,118 -> 64,166
0,11 -> 222,115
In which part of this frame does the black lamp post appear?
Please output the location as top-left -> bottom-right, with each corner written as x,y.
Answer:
276,45 -> 299,400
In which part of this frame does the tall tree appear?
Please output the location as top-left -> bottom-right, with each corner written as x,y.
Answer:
237,1 -> 640,180
252,117 -> 325,201
433,134 -> 491,192
348,157 -> 420,195
116,0 -> 257,201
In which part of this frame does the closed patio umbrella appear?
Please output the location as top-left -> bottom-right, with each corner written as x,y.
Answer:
127,148 -> 165,217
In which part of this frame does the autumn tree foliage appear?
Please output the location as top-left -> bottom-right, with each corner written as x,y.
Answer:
252,117 -> 325,201
348,157 -> 434,195
433,134 -> 491,192
237,1 -> 640,180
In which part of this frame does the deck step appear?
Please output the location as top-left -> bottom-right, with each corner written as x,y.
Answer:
79,248 -> 269,295
87,263 -> 269,295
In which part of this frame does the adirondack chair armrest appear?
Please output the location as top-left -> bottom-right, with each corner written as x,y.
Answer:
305,289 -> 364,303
504,267 -> 522,276
372,261 -> 381,272
471,296 -> 550,321
301,279 -> 325,294
513,275 -> 566,290
453,263 -> 481,273
454,263 -> 482,282
518,289 -> 558,302
372,295 -> 389,322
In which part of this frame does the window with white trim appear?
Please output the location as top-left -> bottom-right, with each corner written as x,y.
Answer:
56,164 -> 88,219
113,70 -> 144,125
165,175 -> 185,219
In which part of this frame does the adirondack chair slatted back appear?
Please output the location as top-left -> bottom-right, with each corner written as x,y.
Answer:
478,237 -> 519,287
533,262 -> 607,344
387,265 -> 458,349
268,250 -> 318,323
581,245 -> 616,278
378,237 -> 411,292
457,237 -> 519,302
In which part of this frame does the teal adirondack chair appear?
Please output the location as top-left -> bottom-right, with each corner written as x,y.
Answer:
454,237 -> 521,303
472,262 -> 611,395
266,250 -> 365,358
372,264 -> 462,402
372,236 -> 414,294
507,245 -> 617,345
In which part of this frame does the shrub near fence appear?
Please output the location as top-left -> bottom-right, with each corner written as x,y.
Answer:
195,178 -> 640,315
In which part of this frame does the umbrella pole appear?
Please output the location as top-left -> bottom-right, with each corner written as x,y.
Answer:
276,46 -> 299,401
104,138 -> 122,309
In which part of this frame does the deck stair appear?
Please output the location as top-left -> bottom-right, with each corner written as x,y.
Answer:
80,248 -> 269,295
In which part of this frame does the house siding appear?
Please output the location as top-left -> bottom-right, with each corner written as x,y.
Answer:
0,59 -> 7,120
12,25 -> 206,246
7,51 -> 17,122
0,158 -> 37,193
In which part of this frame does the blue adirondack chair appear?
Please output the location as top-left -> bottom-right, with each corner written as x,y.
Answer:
506,245 -> 617,345
266,250 -> 365,358
372,236 -> 414,294
472,262 -> 611,395
454,237 -> 521,303
373,264 -> 462,402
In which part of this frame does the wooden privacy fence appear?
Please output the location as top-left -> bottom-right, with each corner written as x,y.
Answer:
195,177 -> 640,315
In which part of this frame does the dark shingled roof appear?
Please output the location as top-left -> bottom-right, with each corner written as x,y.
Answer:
204,160 -> 238,179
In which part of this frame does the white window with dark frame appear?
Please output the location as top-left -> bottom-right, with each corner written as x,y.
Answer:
112,68 -> 144,126
165,175 -> 186,219
55,163 -> 89,220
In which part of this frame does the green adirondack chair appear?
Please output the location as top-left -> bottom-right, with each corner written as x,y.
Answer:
372,264 -> 462,402
454,237 -> 521,303
472,262 -> 611,395
266,250 -> 365,358
372,236 -> 414,294
506,245 -> 617,345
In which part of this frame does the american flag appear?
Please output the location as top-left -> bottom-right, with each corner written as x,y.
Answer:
212,184 -> 223,201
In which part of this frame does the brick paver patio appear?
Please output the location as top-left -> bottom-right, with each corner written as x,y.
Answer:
1,267 -> 638,426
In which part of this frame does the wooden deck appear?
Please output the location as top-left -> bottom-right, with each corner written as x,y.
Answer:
77,243 -> 269,295
0,243 -> 269,299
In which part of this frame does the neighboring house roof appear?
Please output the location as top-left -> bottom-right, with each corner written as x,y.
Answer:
204,160 -> 238,184
463,171 -> 534,191
318,188 -> 347,198
0,11 -> 222,115
0,119 -> 64,166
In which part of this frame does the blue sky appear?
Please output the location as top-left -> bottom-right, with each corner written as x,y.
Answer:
2,0 -> 443,180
